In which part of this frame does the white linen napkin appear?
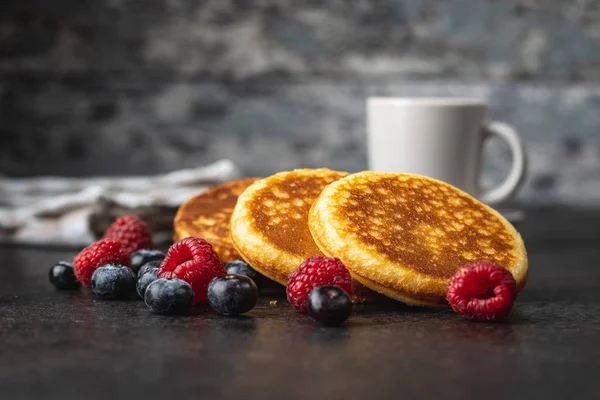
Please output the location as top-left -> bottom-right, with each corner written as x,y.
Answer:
0,159 -> 241,247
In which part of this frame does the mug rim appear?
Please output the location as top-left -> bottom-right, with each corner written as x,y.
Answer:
368,97 -> 486,107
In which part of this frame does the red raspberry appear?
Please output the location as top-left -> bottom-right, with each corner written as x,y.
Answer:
157,237 -> 225,305
103,215 -> 154,255
287,255 -> 353,313
73,238 -> 130,288
447,261 -> 517,321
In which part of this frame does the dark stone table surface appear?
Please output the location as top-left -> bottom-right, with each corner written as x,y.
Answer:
1,207 -> 599,400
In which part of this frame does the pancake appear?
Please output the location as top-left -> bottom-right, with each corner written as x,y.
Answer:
230,169 -> 378,302
230,169 -> 348,284
174,178 -> 258,263
308,171 -> 528,307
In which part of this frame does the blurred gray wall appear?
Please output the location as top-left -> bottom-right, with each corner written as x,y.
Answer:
1,0 -> 599,204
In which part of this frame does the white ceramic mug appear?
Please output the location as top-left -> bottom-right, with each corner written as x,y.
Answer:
367,97 -> 527,204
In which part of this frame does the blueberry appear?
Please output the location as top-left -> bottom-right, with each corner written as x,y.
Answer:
225,260 -> 276,291
307,286 -> 352,326
91,264 -> 137,300
130,249 -> 165,274
137,259 -> 162,279
144,278 -> 194,315
136,267 -> 159,298
48,261 -> 80,290
207,274 -> 258,316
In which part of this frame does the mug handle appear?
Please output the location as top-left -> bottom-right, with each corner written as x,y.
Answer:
479,122 -> 528,205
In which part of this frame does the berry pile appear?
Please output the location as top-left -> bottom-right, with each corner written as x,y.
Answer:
48,215 -> 519,323
48,215 -> 260,317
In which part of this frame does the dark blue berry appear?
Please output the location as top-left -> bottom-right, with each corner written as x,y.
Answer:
91,264 -> 137,300
307,286 -> 352,326
48,261 -> 81,290
136,267 -> 159,298
130,249 -> 165,274
207,274 -> 258,316
137,259 -> 162,279
144,278 -> 194,315
225,260 -> 277,291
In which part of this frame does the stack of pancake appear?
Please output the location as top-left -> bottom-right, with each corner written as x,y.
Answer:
174,169 -> 528,306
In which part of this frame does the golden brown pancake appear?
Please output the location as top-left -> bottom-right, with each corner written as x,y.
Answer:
308,171 -> 528,307
230,169 -> 347,283
230,169 -> 378,302
174,178 -> 258,263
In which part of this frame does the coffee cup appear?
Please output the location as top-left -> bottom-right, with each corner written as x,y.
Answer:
367,97 -> 527,204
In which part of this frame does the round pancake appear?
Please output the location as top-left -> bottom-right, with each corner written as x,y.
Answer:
230,169 -> 349,285
174,178 -> 258,263
308,171 -> 528,307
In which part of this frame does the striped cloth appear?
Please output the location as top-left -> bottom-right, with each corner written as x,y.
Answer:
0,159 -> 241,248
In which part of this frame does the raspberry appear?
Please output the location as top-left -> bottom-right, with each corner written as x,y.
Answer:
103,215 -> 154,255
447,261 -> 517,321
287,255 -> 352,313
157,237 -> 224,305
73,239 -> 130,288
